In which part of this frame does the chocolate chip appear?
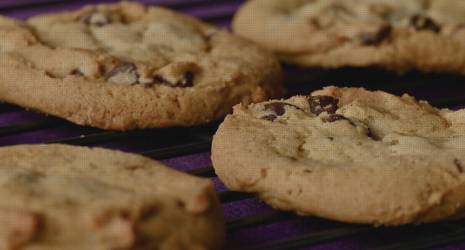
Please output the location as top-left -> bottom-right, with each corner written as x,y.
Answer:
366,128 -> 380,141
70,69 -> 84,77
264,103 -> 286,116
81,12 -> 111,27
45,71 -> 56,78
140,206 -> 158,220
181,71 -> 194,87
454,158 -> 463,173
105,63 -> 139,85
152,71 -> 195,88
204,32 -> 217,42
260,114 -> 278,121
323,114 -> 348,122
322,114 -> 357,127
359,24 -> 392,45
176,200 -> 186,209
308,18 -> 322,29
410,15 -> 441,33
260,102 -> 304,121
308,95 -> 339,115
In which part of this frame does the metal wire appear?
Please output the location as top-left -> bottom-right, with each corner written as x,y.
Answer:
1,1 -> 465,250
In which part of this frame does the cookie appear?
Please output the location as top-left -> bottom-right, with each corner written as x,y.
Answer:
233,0 -> 465,74
212,86 -> 465,225
0,2 -> 283,130
0,144 -> 223,250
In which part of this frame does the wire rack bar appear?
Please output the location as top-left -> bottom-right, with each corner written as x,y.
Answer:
141,139 -> 212,159
374,226 -> 465,250
219,191 -> 255,203
46,130 -> 149,145
226,211 -> 297,232
0,104 -> 22,114
244,226 -> 370,250
188,166 -> 216,177
0,119 -> 64,137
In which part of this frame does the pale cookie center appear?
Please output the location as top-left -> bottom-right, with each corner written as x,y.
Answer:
25,10 -> 209,87
255,94 -> 461,168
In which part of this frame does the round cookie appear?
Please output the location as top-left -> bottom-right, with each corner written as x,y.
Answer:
212,86 -> 465,225
233,0 -> 465,74
0,2 -> 283,130
0,144 -> 224,250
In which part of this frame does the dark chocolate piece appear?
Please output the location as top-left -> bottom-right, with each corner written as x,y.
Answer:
308,95 -> 339,115
359,24 -> 392,45
410,15 -> 441,33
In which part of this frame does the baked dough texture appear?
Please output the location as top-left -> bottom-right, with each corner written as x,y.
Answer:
0,144 -> 224,250
212,86 -> 465,225
0,2 -> 283,130
233,0 -> 465,74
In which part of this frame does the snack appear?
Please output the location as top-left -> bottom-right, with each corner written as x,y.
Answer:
212,86 -> 465,225
0,144 -> 224,250
233,0 -> 465,74
0,2 -> 283,130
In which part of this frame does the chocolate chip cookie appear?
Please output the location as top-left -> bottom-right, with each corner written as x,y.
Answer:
0,2 -> 283,130
233,0 -> 465,74
0,144 -> 223,250
212,86 -> 465,225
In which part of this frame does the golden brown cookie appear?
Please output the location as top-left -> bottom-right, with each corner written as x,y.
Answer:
0,144 -> 224,250
212,86 -> 465,225
233,0 -> 465,74
0,2 -> 283,130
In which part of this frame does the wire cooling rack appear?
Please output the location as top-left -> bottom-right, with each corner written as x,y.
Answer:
1,1 -> 465,249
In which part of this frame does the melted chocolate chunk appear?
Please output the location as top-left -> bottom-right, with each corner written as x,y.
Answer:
152,71 -> 195,88
181,71 -> 194,87
322,114 -> 356,126
323,114 -> 348,122
140,206 -> 159,220
105,63 -> 139,85
454,158 -> 463,173
308,95 -> 339,115
44,71 -> 57,78
70,69 -> 84,77
366,127 -> 380,141
264,102 -> 286,116
261,102 -> 303,121
410,15 -> 441,33
308,18 -> 322,29
359,24 -> 392,45
260,114 -> 278,121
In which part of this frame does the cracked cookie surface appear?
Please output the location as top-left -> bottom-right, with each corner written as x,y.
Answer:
0,2 -> 283,130
0,144 -> 223,250
233,0 -> 465,74
212,86 -> 465,225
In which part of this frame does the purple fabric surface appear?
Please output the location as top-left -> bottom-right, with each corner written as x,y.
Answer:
0,0 -> 242,23
1,1 -> 465,250
0,0 -> 66,9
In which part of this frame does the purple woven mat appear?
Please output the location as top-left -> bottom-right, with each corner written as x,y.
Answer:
1,1 -> 465,250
